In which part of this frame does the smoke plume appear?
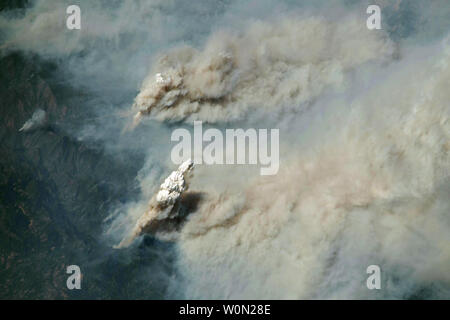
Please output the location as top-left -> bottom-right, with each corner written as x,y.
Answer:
132,14 -> 395,124
2,0 -> 449,299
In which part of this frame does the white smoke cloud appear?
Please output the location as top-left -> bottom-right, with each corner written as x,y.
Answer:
132,14 -> 395,123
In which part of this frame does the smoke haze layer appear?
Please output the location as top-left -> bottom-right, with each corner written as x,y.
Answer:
1,0 -> 449,299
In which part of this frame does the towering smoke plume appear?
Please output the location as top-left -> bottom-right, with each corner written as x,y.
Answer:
115,159 -> 194,248
19,109 -> 47,132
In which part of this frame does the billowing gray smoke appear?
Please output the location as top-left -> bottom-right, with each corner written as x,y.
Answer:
2,0 -> 449,299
